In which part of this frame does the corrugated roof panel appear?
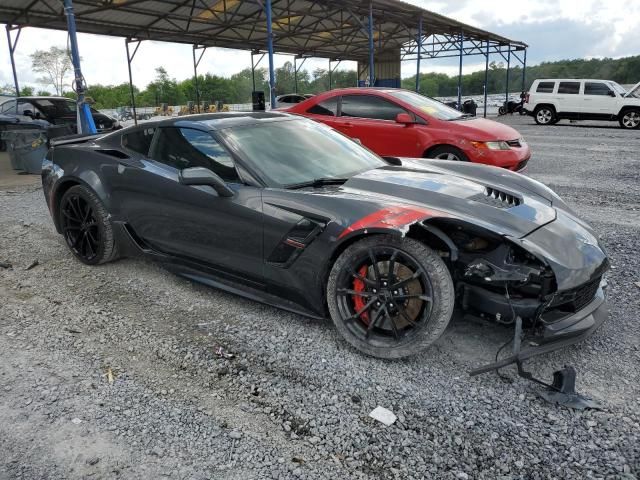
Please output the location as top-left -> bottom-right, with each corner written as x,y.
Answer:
0,0 -> 526,59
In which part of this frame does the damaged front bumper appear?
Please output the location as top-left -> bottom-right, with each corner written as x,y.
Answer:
470,279 -> 607,376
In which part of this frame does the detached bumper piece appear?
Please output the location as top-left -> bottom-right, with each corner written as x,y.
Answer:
470,283 -> 607,376
470,280 -> 607,409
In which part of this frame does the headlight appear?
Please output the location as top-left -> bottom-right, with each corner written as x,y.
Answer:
471,141 -> 511,150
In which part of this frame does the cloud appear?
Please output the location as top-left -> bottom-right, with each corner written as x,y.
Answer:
1,1 -> 638,91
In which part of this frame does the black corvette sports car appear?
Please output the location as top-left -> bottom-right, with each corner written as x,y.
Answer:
42,112 -> 609,369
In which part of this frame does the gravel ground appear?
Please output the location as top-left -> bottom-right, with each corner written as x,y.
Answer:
1,115 -> 639,480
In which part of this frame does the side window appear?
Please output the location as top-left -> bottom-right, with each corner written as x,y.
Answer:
340,95 -> 407,121
150,127 -> 239,182
122,127 -> 156,155
584,82 -> 613,96
17,101 -> 36,115
1,101 -> 16,114
536,82 -> 555,93
307,97 -> 338,116
557,82 -> 581,94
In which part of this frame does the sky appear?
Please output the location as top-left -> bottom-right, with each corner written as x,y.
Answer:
1,0 -> 638,92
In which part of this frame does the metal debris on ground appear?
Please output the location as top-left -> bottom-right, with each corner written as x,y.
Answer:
0,261 -> 12,269
25,260 -> 39,270
214,346 -> 235,359
369,406 -> 397,426
104,367 -> 115,384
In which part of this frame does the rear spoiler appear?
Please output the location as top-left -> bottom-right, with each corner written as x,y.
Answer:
49,133 -> 103,147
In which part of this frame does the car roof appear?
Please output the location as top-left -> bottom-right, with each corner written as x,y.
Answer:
533,79 -> 616,83
129,111 -> 297,131
17,96 -> 72,101
322,87 -> 404,95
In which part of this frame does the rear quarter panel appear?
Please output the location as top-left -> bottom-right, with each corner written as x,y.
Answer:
43,142 -> 121,232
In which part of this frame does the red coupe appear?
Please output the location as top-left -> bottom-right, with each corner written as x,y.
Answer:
283,88 -> 531,171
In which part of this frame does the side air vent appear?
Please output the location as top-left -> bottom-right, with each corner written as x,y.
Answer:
483,187 -> 522,208
96,149 -> 130,159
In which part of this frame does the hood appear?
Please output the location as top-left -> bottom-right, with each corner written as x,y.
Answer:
444,117 -> 522,141
625,81 -> 640,98
340,162 -> 557,238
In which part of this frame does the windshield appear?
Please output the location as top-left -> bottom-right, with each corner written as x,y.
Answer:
32,98 -> 99,117
608,82 -> 639,98
387,90 -> 464,120
220,118 -> 386,187
609,82 -> 627,96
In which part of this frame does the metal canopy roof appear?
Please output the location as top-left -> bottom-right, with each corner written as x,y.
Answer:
0,0 -> 526,61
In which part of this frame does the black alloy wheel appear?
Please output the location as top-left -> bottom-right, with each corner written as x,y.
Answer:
59,185 -> 116,265
328,235 -> 454,358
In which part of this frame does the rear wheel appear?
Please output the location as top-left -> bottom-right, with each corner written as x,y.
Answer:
327,235 -> 454,359
58,185 -> 117,265
534,106 -> 556,125
619,109 -> 640,129
427,145 -> 469,162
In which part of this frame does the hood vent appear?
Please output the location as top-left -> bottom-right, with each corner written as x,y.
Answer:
481,187 -> 522,208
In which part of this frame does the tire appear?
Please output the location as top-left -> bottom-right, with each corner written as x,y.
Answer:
327,235 -> 455,359
58,185 -> 117,265
534,106 -> 556,125
426,145 -> 469,162
619,109 -> 640,129
498,106 -> 506,115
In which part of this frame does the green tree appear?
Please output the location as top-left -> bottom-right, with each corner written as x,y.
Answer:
29,46 -> 73,95
138,67 -> 186,106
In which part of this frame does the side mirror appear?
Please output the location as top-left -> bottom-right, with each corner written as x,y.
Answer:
608,90 -> 616,97
22,109 -> 34,118
395,112 -> 414,125
179,167 -> 234,197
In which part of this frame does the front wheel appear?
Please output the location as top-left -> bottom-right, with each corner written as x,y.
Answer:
327,235 -> 455,359
498,106 -> 506,115
619,109 -> 640,129
427,145 -> 469,162
534,106 -> 556,125
58,185 -> 117,265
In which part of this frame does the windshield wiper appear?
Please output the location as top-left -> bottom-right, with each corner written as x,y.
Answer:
448,113 -> 474,120
285,177 -> 349,189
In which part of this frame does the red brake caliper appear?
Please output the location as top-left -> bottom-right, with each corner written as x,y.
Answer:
352,265 -> 370,324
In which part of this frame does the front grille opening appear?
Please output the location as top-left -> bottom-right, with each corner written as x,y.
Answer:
506,139 -> 521,148
549,276 -> 601,312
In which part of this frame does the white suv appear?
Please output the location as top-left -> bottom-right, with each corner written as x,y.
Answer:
524,79 -> 640,129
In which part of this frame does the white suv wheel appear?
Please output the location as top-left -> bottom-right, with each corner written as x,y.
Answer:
621,111 -> 640,129
535,107 -> 554,125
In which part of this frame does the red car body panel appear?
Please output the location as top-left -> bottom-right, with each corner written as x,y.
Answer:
283,88 -> 531,171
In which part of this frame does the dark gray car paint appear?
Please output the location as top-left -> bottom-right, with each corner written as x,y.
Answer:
43,113 -> 608,317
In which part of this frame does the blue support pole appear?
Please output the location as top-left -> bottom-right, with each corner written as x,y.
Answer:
368,1 -> 374,87
415,17 -> 422,93
63,0 -> 96,134
265,0 -> 276,109
484,40 -> 489,118
457,31 -> 463,109
505,46 -> 511,105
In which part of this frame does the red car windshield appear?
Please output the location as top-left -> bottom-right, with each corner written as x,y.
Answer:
388,90 -> 464,121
